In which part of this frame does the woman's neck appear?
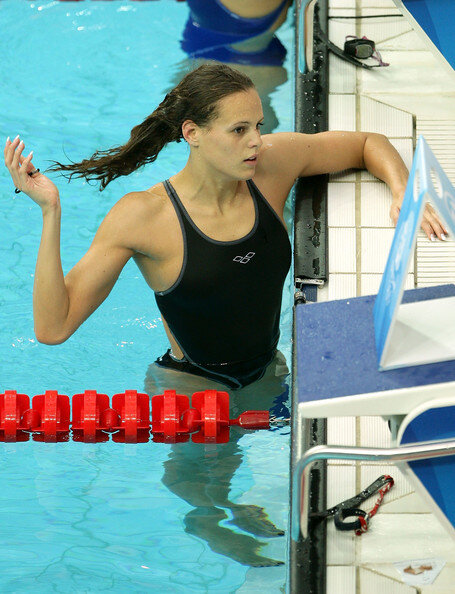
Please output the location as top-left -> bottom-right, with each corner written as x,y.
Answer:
172,162 -> 243,212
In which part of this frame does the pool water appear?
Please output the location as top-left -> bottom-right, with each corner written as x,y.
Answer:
1,2 -> 294,591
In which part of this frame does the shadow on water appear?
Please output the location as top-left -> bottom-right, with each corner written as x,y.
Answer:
144,352 -> 290,567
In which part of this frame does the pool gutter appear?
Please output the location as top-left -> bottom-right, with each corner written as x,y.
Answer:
288,1 -> 329,593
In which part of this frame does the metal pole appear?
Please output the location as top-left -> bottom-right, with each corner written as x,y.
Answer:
292,440 -> 455,541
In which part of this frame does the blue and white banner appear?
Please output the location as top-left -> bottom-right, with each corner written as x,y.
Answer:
374,136 -> 455,370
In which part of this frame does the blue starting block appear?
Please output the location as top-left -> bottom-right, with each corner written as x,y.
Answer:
296,284 -> 455,418
292,284 -> 455,541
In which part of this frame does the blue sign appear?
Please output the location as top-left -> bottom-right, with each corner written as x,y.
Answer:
373,136 -> 455,369
401,0 -> 455,70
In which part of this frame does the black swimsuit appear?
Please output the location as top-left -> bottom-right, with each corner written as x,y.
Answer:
154,179 -> 292,389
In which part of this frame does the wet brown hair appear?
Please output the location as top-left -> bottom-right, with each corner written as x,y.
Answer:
47,63 -> 255,191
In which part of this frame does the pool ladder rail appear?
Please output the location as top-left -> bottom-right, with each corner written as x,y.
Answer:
0,389 -> 272,444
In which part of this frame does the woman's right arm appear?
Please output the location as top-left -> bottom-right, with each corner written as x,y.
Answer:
5,136 -> 135,344
34,200 -> 134,344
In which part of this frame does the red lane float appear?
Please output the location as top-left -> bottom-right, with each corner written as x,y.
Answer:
0,391 -> 30,442
152,390 -> 191,443
0,389 -> 271,443
31,391 -> 71,442
111,390 -> 150,443
72,390 -> 111,443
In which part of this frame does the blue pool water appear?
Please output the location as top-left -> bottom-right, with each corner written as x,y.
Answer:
1,1 -> 294,591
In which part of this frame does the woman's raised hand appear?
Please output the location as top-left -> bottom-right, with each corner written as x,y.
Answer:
4,136 -> 60,211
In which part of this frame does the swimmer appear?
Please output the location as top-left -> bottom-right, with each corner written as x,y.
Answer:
4,63 -> 448,390
182,0 -> 291,66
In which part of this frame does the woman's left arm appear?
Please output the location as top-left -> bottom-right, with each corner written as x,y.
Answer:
259,131 -> 448,240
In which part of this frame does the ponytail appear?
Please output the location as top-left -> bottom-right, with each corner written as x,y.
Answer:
47,63 -> 254,191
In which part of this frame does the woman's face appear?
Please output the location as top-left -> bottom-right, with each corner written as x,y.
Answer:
197,88 -> 264,180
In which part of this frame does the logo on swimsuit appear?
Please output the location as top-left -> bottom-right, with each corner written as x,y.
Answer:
233,252 -> 255,264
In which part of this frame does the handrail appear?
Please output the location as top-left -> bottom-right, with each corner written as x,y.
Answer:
291,439 -> 455,541
297,0 -> 318,74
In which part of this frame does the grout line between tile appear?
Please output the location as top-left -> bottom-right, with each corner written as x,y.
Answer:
355,96 -> 362,296
355,177 -> 362,295
355,4 -> 362,589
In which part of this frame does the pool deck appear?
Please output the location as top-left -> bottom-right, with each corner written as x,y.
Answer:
296,0 -> 455,591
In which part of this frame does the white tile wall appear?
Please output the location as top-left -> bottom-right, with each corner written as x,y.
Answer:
360,228 -> 398,273
358,515 -> 455,564
329,53 -> 357,94
329,228 -> 357,272
359,567 -> 416,594
360,182 -> 394,227
328,0 -> 356,9
328,182 -> 356,226
379,29 -> 428,51
326,566 -> 356,594
359,464 -> 415,506
354,13 -> 414,44
328,9 -> 356,47
327,464 -> 357,508
326,521 -> 357,565
327,416 -> 357,446
416,233 -> 455,286
317,273 -> 357,300
420,564 -> 455,594
359,416 -> 391,448
369,93 -> 455,120
329,94 -> 356,131
359,97 -> 413,139
364,562 -> 455,594
360,273 -> 414,296
360,51 -> 455,95
357,0 -> 397,8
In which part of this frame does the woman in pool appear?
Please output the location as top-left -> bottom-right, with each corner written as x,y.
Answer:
4,63 -> 445,384
4,62 -> 447,567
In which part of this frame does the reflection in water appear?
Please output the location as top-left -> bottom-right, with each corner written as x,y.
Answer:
145,352 -> 290,567
170,0 -> 291,134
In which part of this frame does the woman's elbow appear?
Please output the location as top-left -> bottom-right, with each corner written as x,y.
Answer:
34,328 -> 69,345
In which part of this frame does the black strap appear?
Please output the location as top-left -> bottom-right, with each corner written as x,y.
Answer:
315,27 -> 374,69
334,507 -> 368,531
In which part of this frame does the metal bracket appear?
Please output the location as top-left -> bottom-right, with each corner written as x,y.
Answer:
294,278 -> 325,304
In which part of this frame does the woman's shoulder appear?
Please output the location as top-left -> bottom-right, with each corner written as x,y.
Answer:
254,132 -> 303,197
102,183 -> 175,254
109,182 -> 172,226
118,182 -> 168,213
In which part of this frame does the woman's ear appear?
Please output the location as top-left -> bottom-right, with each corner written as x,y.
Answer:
182,119 -> 200,147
